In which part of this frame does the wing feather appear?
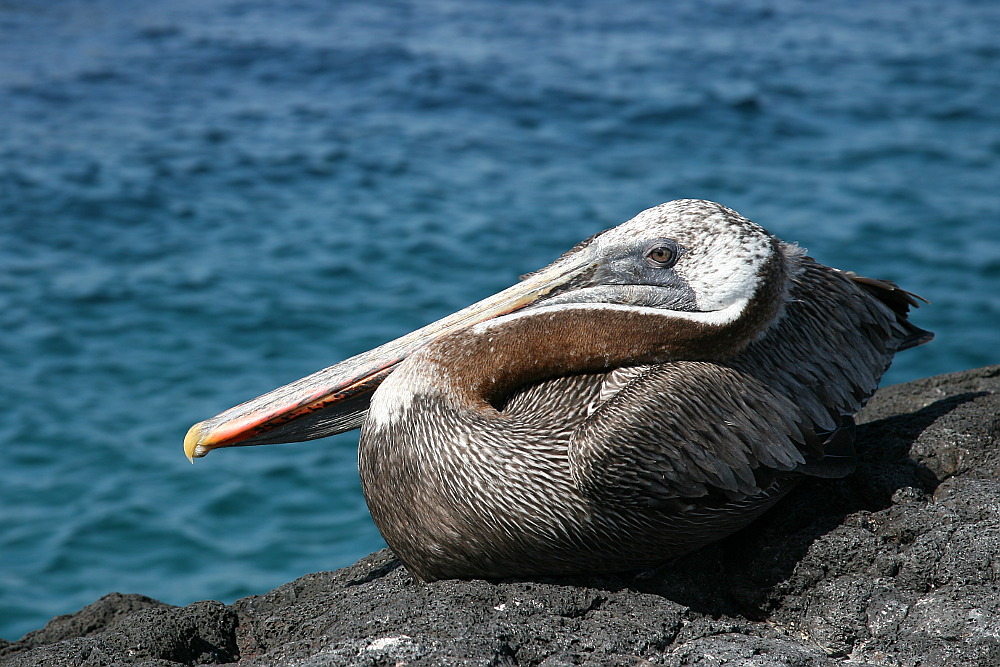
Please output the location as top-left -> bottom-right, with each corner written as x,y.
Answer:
568,257 -> 928,508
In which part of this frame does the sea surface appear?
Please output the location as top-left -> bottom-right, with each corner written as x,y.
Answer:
2,0 -> 998,640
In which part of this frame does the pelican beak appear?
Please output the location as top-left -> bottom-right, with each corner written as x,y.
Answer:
184,255 -> 591,461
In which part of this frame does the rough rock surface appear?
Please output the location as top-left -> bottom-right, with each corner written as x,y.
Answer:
3,366 -> 999,666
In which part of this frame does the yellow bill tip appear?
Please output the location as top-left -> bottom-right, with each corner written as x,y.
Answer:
184,422 -> 207,463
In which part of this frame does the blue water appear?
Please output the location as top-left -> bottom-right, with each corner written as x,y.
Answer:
2,0 -> 998,640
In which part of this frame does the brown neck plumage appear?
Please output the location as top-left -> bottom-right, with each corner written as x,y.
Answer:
429,249 -> 788,413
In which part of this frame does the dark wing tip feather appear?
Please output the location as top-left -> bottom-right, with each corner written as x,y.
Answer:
845,272 -> 930,311
845,272 -> 934,351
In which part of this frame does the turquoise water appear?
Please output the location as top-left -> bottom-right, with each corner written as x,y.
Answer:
2,0 -> 998,640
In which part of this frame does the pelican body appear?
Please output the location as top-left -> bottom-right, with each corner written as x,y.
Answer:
185,200 -> 931,581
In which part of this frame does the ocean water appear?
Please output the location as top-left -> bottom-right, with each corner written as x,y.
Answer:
1,0 -> 998,640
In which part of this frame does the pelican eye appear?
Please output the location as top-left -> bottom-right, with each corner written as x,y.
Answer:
644,241 -> 679,268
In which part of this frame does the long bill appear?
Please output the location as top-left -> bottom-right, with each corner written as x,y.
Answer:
183,254 -> 593,461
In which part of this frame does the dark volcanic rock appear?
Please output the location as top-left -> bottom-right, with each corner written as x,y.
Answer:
4,366 -> 1000,666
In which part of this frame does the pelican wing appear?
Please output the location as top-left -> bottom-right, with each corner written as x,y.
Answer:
568,259 -> 929,508
568,362 -> 812,506
729,259 -> 931,434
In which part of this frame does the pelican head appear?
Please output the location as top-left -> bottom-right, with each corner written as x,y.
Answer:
184,199 -> 790,459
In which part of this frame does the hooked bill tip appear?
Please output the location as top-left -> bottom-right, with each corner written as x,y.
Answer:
183,422 -> 207,463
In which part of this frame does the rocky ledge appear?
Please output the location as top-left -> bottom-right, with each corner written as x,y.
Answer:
3,366 -> 1000,667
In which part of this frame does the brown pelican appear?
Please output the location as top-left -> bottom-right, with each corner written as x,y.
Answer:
184,200 -> 931,581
